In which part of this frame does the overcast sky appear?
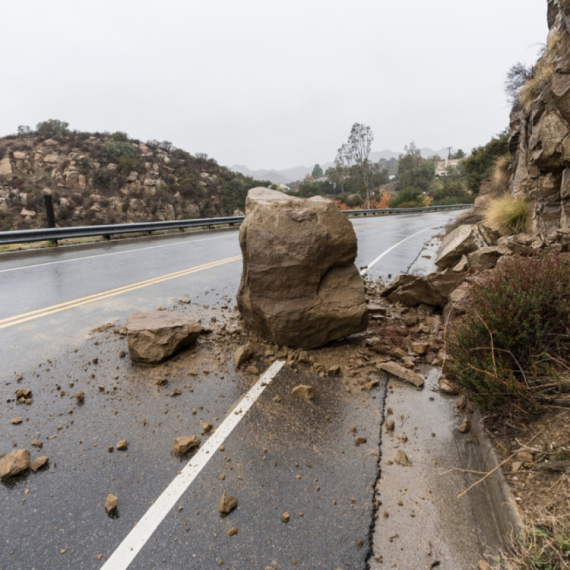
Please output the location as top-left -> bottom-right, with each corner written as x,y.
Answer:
3,0 -> 547,170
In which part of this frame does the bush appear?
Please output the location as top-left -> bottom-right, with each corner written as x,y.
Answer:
485,194 -> 528,235
105,141 -> 137,162
36,119 -> 70,137
111,131 -> 129,142
463,131 -> 509,193
446,255 -> 570,416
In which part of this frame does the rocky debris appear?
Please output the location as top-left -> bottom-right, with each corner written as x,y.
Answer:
378,362 -> 424,388
438,375 -> 459,395
31,456 -> 49,472
126,311 -> 204,364
75,391 -> 85,403
234,343 -> 255,368
116,439 -> 128,451
15,388 -> 32,404
435,225 -> 487,268
478,561 -> 491,570
328,365 -> 341,375
458,418 -> 470,433
236,188 -> 368,349
218,492 -> 238,515
385,420 -> 395,431
383,269 -> 465,308
105,494 -> 118,514
9,417 -> 23,425
0,449 -> 31,480
281,512 -> 290,523
173,435 -> 201,455
355,436 -> 367,445
452,255 -> 469,272
31,439 -> 43,449
394,450 -> 410,466
291,384 -> 316,401
228,527 -> 238,536
200,420 -> 213,434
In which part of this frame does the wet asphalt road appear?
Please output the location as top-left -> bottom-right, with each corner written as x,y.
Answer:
0,211 -> 462,570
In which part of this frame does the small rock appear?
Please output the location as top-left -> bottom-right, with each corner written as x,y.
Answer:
385,420 -> 395,431
31,456 -> 49,472
438,376 -> 459,395
394,450 -> 410,466
105,494 -> 118,514
218,492 -> 238,515
31,439 -> 43,449
456,395 -> 467,409
458,417 -> 470,433
173,435 -> 201,455
478,561 -> 491,570
378,361 -> 424,388
75,391 -> 85,403
282,512 -> 290,523
517,450 -> 534,463
200,420 -> 213,434
228,527 -> 238,536
355,436 -> 367,446
234,343 -> 255,368
0,449 -> 30,479
511,461 -> 523,473
291,385 -> 316,401
15,388 -> 32,399
9,417 -> 23,425
363,379 -> 380,392
116,439 -> 128,451
411,342 -> 428,355
328,365 -> 341,375
119,350 -> 126,358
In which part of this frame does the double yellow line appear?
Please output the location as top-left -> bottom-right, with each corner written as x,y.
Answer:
0,255 -> 242,331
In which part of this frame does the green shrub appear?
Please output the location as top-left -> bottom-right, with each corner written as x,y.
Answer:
105,141 -> 137,162
446,255 -> 570,416
111,131 -> 129,142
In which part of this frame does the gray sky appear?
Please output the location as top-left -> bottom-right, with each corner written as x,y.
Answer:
3,0 -> 547,170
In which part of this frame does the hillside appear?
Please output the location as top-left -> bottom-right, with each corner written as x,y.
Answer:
0,125 -> 265,232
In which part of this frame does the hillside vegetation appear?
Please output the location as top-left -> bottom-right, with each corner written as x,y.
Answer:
0,120 -> 266,231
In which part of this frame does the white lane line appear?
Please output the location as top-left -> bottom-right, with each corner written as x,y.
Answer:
0,234 -> 235,274
101,360 -> 285,570
360,226 -> 435,276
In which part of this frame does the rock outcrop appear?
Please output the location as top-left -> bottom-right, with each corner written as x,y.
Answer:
507,0 -> 570,237
237,188 -> 368,349
126,312 -> 204,364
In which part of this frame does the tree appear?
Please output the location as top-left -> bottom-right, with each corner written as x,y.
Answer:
311,164 -> 323,178
451,149 -> 466,159
505,62 -> 533,105
335,123 -> 374,207
35,119 -> 70,137
17,125 -> 32,136
462,131 -> 509,193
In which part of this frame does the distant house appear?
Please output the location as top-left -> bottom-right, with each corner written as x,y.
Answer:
435,158 -> 463,177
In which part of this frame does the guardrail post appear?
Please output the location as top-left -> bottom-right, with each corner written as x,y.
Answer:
44,193 -> 58,247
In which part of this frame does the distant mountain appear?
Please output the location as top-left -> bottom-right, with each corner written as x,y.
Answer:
230,147 -> 460,184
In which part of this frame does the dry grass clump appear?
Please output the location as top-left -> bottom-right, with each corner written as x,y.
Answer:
520,63 -> 554,113
502,505 -> 570,569
484,194 -> 528,235
489,154 -> 512,194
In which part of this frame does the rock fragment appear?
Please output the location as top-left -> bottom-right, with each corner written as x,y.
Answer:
378,361 -> 424,388
394,450 -> 410,466
0,449 -> 31,480
126,311 -> 204,364
116,439 -> 128,451
282,512 -> 290,523
458,417 -> 470,433
355,436 -> 367,446
173,435 -> 201,455
228,527 -> 238,536
9,417 -> 23,425
105,494 -> 118,514
31,456 -> 49,472
438,376 -> 459,395
291,385 -> 316,401
75,391 -> 85,403
218,492 -> 238,515
234,343 -> 255,368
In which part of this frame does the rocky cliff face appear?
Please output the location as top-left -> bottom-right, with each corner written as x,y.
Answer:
509,0 -> 570,237
0,132 -> 255,232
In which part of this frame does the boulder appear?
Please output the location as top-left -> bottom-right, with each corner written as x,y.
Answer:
236,188 -> 368,349
468,247 -> 502,271
435,225 -> 486,268
0,156 -> 12,176
126,312 -> 204,364
0,449 -> 30,480
386,269 -> 465,308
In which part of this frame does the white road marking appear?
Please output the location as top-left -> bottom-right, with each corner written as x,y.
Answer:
0,234 -> 234,274
101,360 -> 285,570
360,226 -> 435,276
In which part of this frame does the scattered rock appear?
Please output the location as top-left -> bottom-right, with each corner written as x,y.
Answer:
282,512 -> 290,523
105,494 -> 118,514
126,311 -> 204,364
458,418 -> 470,433
116,439 -> 128,451
478,561 -> 491,570
200,420 -> 213,434
31,456 -> 49,472
394,450 -> 410,466
9,417 -> 23,425
31,439 -> 43,449
234,343 -> 255,368
517,450 -> 534,463
291,384 -> 316,401
355,436 -> 367,445
0,449 -> 31,480
236,188 -> 368,348
467,247 -> 502,271
228,527 -> 238,536
15,388 -> 32,400
438,376 -> 459,395
435,225 -> 486,268
328,365 -> 341,375
173,435 -> 201,455
411,342 -> 428,355
75,391 -> 85,403
378,361 -> 424,388
218,492 -> 238,515
385,420 -> 395,431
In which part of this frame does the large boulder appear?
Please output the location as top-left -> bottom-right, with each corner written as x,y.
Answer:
126,311 -> 204,364
435,225 -> 487,268
236,188 -> 368,349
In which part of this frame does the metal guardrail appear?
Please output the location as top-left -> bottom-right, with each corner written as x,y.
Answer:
0,204 -> 472,246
